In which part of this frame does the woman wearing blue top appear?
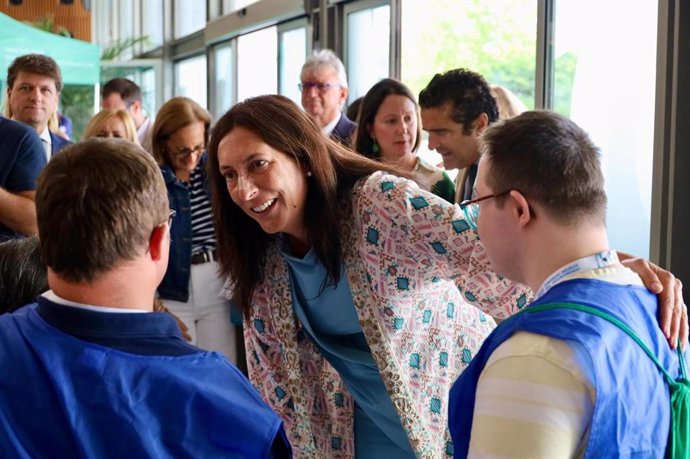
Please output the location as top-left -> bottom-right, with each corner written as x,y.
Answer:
206,95 -> 684,457
152,97 -> 236,362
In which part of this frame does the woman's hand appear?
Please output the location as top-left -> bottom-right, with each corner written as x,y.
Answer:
619,252 -> 687,349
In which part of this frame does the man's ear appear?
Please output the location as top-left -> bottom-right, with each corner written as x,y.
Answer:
474,113 -> 490,136
149,225 -> 168,261
509,190 -> 533,227
129,100 -> 142,115
339,86 -> 349,107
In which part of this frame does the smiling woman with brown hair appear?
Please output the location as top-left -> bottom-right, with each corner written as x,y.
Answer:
206,93 -> 529,458
206,94 -> 686,458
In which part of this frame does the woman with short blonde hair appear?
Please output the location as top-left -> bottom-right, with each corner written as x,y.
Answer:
82,108 -> 140,145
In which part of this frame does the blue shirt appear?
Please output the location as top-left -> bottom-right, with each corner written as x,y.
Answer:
0,297 -> 291,458
282,246 -> 415,458
0,117 -> 46,240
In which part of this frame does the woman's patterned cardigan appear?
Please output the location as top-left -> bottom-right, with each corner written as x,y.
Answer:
234,172 -> 531,458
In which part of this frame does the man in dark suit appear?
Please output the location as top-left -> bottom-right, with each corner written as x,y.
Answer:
300,49 -> 357,147
5,54 -> 72,161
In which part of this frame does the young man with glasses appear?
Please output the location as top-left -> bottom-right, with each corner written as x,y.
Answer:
0,138 -> 291,458
299,49 -> 357,146
449,111 -> 687,457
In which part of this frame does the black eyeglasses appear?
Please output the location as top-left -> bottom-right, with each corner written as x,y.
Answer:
167,209 -> 176,226
165,140 -> 206,159
459,190 -> 511,210
174,146 -> 204,158
298,82 -> 341,92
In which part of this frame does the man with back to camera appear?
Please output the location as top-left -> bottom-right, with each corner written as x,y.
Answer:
5,54 -> 71,161
101,77 -> 154,152
0,117 -> 46,241
418,68 -> 498,203
0,138 -> 291,458
300,49 -> 357,146
449,111 -> 687,457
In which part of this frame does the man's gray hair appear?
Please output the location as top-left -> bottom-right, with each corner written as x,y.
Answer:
301,49 -> 349,88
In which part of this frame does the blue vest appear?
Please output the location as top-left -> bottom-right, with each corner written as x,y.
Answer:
449,278 -> 683,458
0,303 -> 288,458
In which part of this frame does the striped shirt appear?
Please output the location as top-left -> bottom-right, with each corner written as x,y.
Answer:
187,165 -> 216,254
468,264 -> 644,458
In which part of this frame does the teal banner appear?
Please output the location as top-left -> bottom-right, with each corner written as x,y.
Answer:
0,12 -> 100,86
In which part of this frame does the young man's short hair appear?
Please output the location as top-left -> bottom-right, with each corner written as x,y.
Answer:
419,68 -> 498,133
36,138 -> 168,283
102,78 -> 143,106
481,110 -> 606,225
7,54 -> 63,92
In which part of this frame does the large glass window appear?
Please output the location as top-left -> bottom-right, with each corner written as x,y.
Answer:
117,0 -> 135,60
173,0 -> 207,39
174,55 -> 208,109
401,0 -> 537,175
100,63 -> 160,120
553,1 -> 657,257
279,26 -> 307,106
94,0 -> 115,48
401,0 -> 536,106
213,42 -> 235,119
140,67 -> 157,117
142,0 -> 164,51
345,3 -> 390,103
237,27 -> 277,101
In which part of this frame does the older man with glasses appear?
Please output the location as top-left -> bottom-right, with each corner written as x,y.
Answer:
299,49 -> 357,146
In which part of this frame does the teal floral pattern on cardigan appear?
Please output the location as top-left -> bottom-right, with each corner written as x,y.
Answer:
233,172 -> 531,458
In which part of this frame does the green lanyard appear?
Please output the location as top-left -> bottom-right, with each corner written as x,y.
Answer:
520,302 -> 689,458
522,302 -> 686,383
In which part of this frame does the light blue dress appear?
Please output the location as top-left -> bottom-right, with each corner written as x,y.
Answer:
282,246 -> 415,458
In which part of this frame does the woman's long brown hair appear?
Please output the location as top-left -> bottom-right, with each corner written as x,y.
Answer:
207,94 -> 411,313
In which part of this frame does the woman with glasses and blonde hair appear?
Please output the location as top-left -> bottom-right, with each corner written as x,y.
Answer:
152,96 -> 237,362
82,108 -> 140,144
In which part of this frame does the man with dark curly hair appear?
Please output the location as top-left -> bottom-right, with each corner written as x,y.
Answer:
419,69 -> 499,203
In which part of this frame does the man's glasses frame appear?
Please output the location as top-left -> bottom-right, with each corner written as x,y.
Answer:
459,190 -> 511,210
167,209 -> 176,227
298,82 -> 341,92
